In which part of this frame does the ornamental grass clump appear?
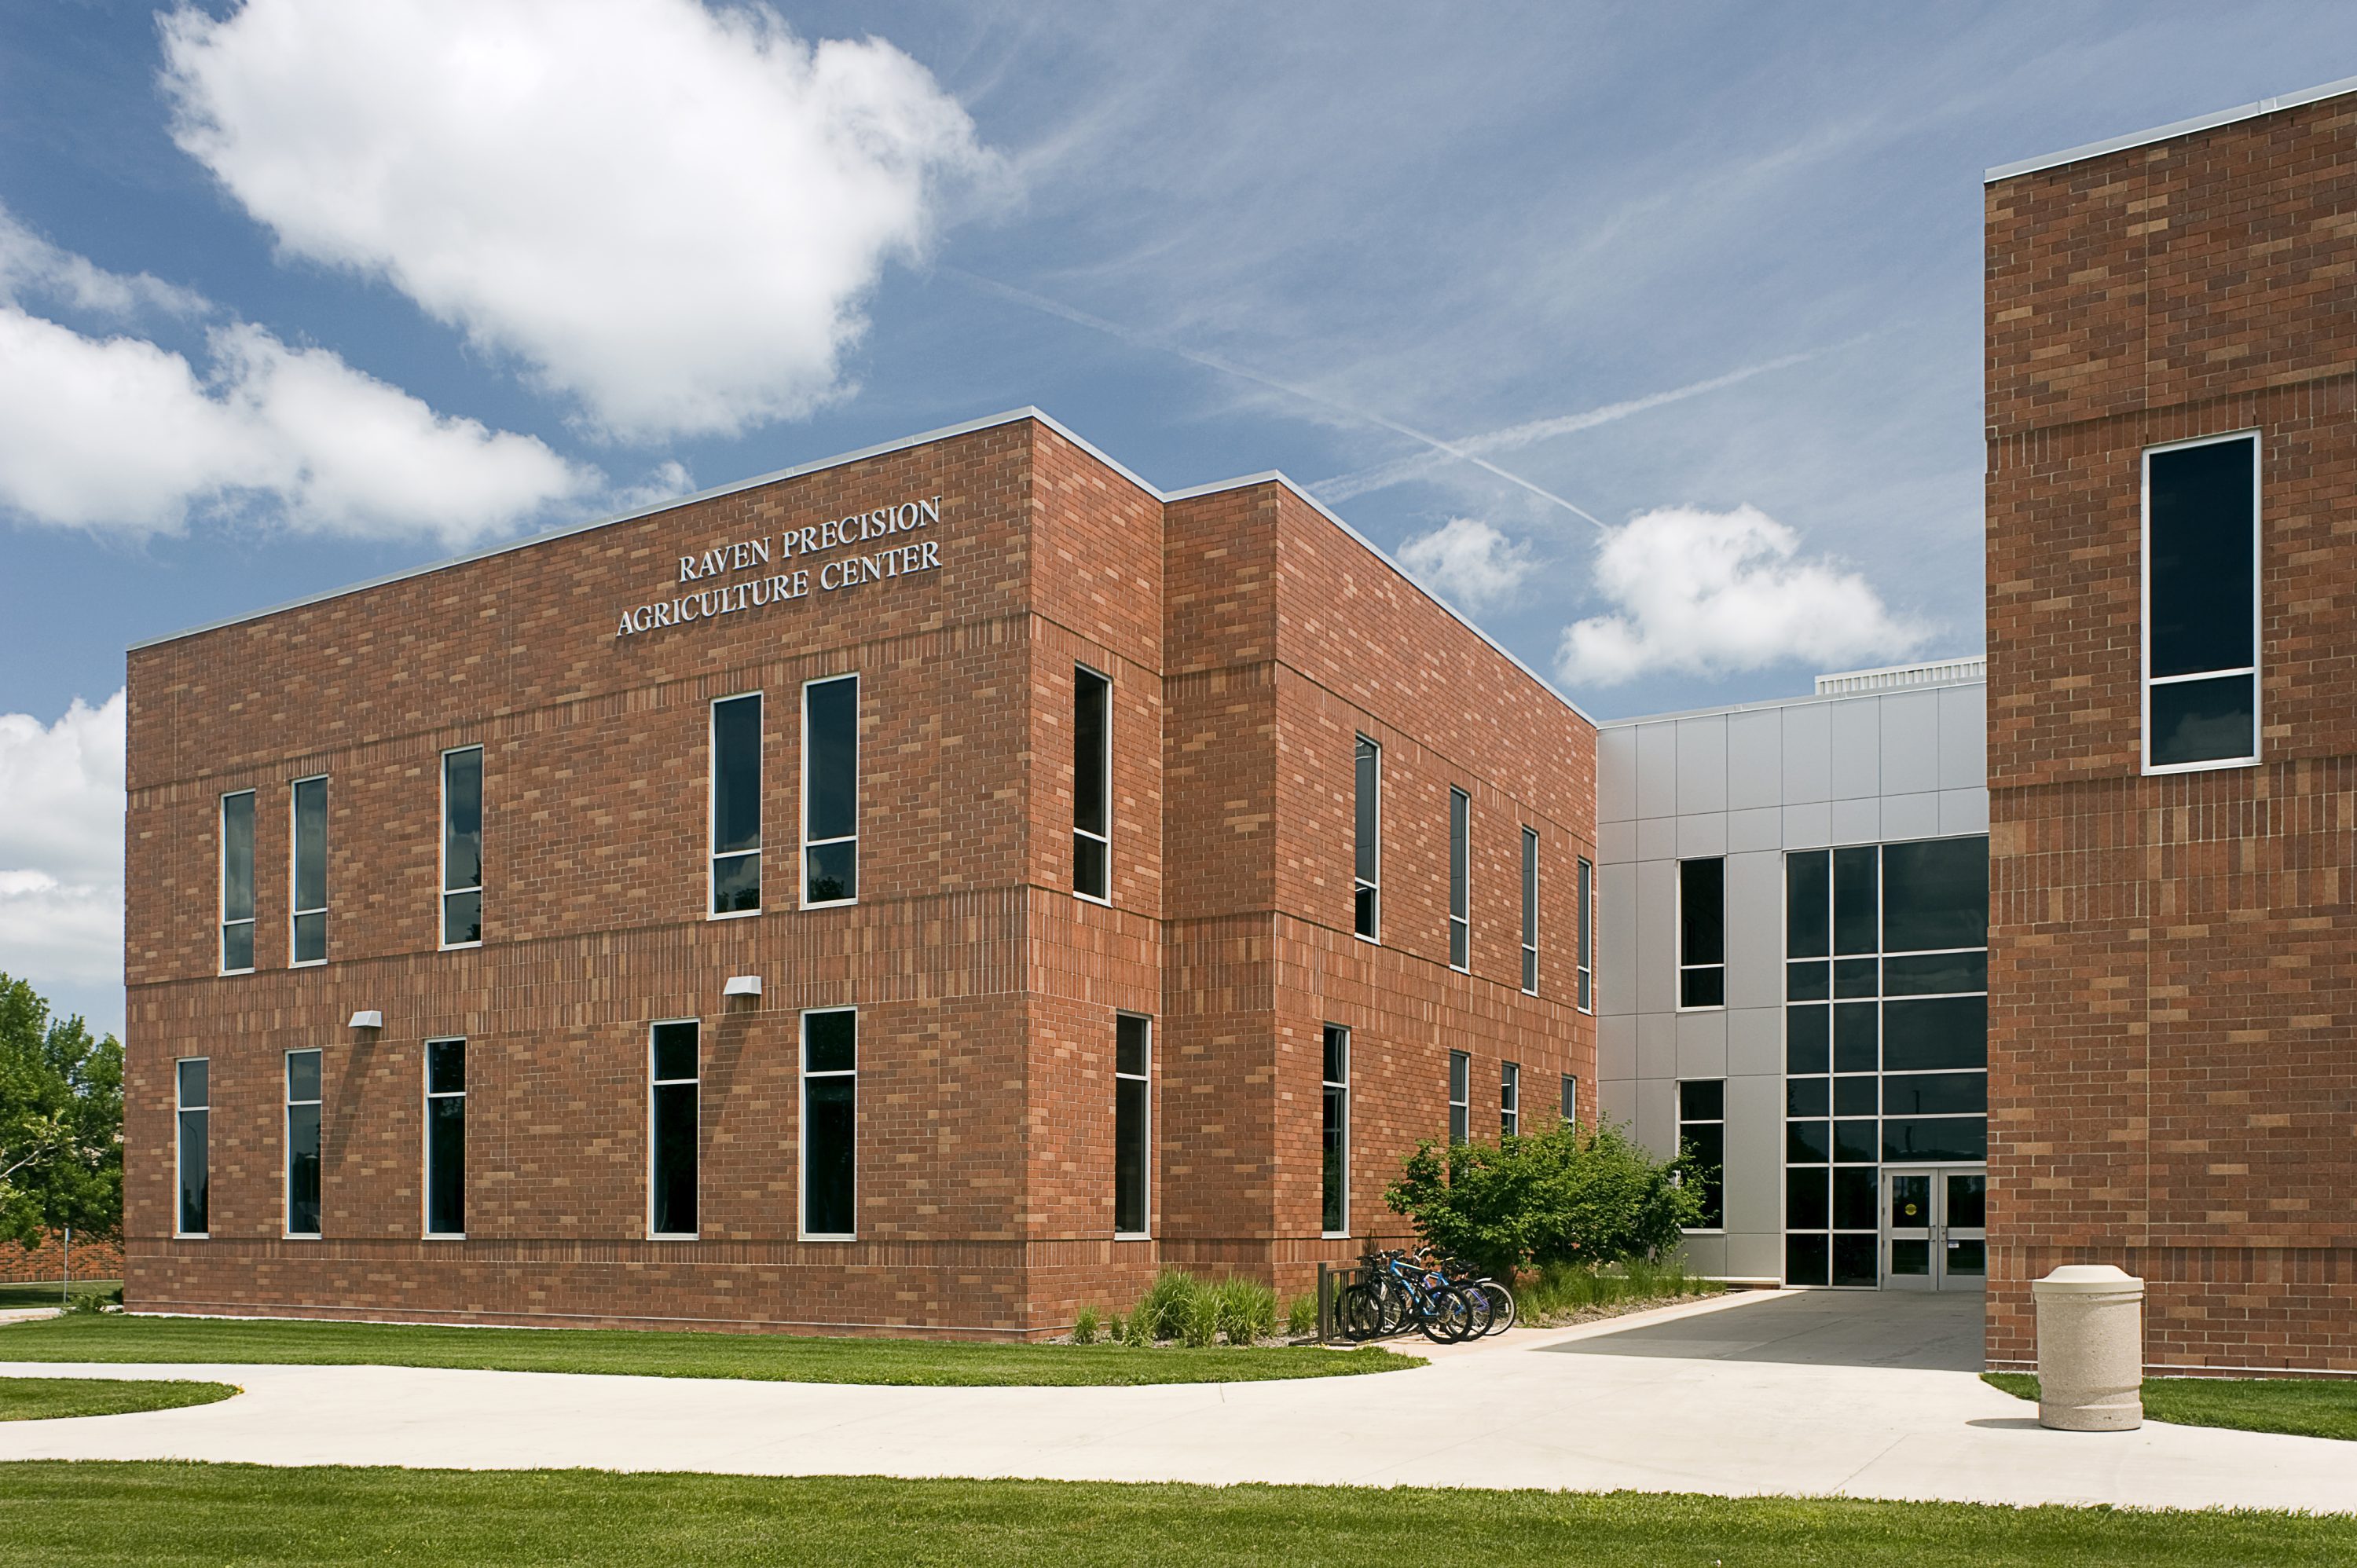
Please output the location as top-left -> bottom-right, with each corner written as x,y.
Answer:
1210,1277 -> 1276,1346
1070,1306 -> 1100,1345
1132,1269 -> 1208,1343
1513,1257 -> 1721,1325
1284,1294 -> 1317,1339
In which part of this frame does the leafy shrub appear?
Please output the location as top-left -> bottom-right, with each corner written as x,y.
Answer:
1071,1305 -> 1101,1345
1384,1117 -> 1703,1282
1133,1269 -> 1208,1343
1211,1277 -> 1277,1346
1284,1293 -> 1318,1339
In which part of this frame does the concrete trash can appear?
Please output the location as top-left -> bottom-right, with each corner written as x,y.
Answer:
2033,1264 -> 2144,1431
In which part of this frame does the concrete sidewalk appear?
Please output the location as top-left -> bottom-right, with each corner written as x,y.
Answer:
1,1290 -> 2350,1512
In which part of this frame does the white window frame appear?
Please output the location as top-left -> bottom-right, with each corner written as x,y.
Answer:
708,693 -> 763,921
1676,855 -> 1725,1013
1561,1072 -> 1578,1125
1500,1060 -> 1520,1138
1677,1077 -> 1728,1235
1576,855 -> 1595,1013
1113,1012 -> 1152,1240
801,673 -> 860,910
440,746 -> 484,950
423,1037 -> 466,1240
1448,786 -> 1472,973
175,1057 -> 209,1240
1353,735 -> 1381,943
1447,1049 -> 1470,1145
1321,1024 -> 1350,1238
2142,428 -> 2262,776
1520,826 -> 1540,996
800,1007 -> 859,1241
284,1047 -> 322,1240
219,789 -> 255,976
288,774 -> 328,967
647,1017 -> 700,1240
1073,663 -> 1113,906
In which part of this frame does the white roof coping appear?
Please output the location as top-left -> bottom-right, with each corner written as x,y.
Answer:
1814,656 -> 1987,695
1985,73 -> 2357,183
126,405 -> 1597,727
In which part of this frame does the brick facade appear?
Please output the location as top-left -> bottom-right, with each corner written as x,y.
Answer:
1985,95 -> 2357,1372
123,413 -> 1595,1338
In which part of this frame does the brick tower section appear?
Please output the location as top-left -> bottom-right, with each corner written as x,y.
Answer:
1985,96 -> 2357,1372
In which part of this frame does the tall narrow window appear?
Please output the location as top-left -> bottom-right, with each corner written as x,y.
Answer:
175,1058 -> 209,1237
1500,1061 -> 1520,1138
220,791 -> 255,973
2145,432 -> 2259,771
1576,856 -> 1594,1013
1114,1014 -> 1150,1236
803,1009 -> 858,1237
1678,1079 -> 1726,1229
286,1049 -> 322,1237
803,676 -> 859,906
442,746 -> 483,946
1353,736 -> 1380,940
710,694 -> 761,914
425,1039 -> 466,1237
1520,827 -> 1540,995
290,775 -> 328,964
1447,1050 -> 1470,1145
1321,1025 -> 1349,1236
1073,665 -> 1113,902
649,1020 -> 698,1237
1448,787 -> 1471,971
1677,856 -> 1725,1008
1561,1073 -> 1578,1124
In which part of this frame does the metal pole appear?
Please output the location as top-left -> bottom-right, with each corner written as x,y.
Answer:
61,1225 -> 70,1306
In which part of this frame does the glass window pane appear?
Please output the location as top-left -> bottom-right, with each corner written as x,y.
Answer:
1354,886 -> 1377,940
1682,1122 -> 1724,1227
1116,1075 -> 1150,1233
806,1010 -> 857,1075
1882,1071 -> 1988,1116
1678,1079 -> 1724,1120
1786,1167 -> 1828,1229
1576,857 -> 1592,970
1321,1025 -> 1347,1085
1833,1075 -> 1877,1116
1786,1233 -> 1830,1287
1882,837 -> 1988,954
427,1095 -> 466,1235
1834,1002 -> 1878,1072
2152,673 -> 2256,768
1450,918 -> 1469,971
1786,961 -> 1830,1002
1679,859 -> 1724,967
222,921 -> 254,974
1882,951 -> 1987,996
1882,1116 -> 1988,1163
1321,1083 -> 1347,1233
1449,1051 -> 1468,1101
805,677 -> 859,844
178,1108 -> 208,1233
1073,669 -> 1109,838
287,1102 -> 321,1235
1116,1015 -> 1149,1079
1833,1119 -> 1877,1163
1073,835 -> 1109,899
1832,846 -> 1876,955
1833,1167 -> 1878,1230
712,696 -> 762,855
1785,1119 -> 1831,1163
442,889 -> 482,947
651,1083 -> 698,1233
222,793 -> 255,922
652,1020 -> 698,1083
1833,957 -> 1879,998
804,1075 -> 856,1234
1785,1076 -> 1830,1117
1785,850 -> 1830,960
428,1039 -> 466,1095
1832,1233 -> 1879,1287
1786,1006 -> 1829,1073
293,777 -> 328,912
443,748 -> 483,892
1521,830 -> 1538,947
288,1050 -> 321,1101
2149,436 -> 2255,678
178,1057 -> 208,1107
712,851 -> 761,914
1680,966 -> 1725,1009
1890,1239 -> 1931,1276
1947,1173 -> 1989,1229
291,910 -> 326,965
805,841 -> 856,905
1882,997 -> 1987,1072
1354,738 -> 1378,886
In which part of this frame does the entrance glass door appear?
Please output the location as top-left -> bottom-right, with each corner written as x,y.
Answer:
1882,1167 -> 1986,1291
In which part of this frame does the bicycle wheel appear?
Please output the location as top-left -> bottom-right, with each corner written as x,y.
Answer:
1479,1280 -> 1516,1334
1418,1285 -> 1474,1344
1372,1274 -> 1412,1337
1461,1281 -> 1495,1339
1338,1283 -> 1382,1342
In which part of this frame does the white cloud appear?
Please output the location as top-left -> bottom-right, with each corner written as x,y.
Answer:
160,0 -> 1000,441
0,693 -> 124,999
0,208 -> 596,543
1395,517 -> 1536,613
1556,504 -> 1925,687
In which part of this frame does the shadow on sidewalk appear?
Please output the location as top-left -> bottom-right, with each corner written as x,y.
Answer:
1540,1288 -> 1986,1372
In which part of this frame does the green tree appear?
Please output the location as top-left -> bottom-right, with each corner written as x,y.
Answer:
0,974 -> 123,1251
1383,1117 -> 1703,1281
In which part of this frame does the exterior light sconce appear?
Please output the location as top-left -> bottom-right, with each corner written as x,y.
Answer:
347,1009 -> 383,1031
722,975 -> 763,1004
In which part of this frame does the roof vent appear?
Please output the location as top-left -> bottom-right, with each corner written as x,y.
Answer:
1813,657 -> 1986,696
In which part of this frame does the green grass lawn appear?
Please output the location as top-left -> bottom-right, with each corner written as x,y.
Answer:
0,1280 -> 118,1312
0,1464 -> 2347,1566
0,1379 -> 236,1423
0,1312 -> 1419,1387
1984,1373 -> 2357,1442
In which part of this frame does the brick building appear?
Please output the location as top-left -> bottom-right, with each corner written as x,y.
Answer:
122,410 -> 1596,1337
1983,80 -> 2357,1372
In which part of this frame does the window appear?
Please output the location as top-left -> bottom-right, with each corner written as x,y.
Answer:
175,1058 -> 208,1237
290,775 -> 328,964
1447,1050 -> 1470,1145
649,1020 -> 698,1237
1353,736 -> 1380,940
1448,787 -> 1471,971
1677,857 -> 1724,1008
1576,856 -> 1594,1012
1074,666 -> 1112,903
442,747 -> 483,946
1520,828 -> 1540,995
1114,1014 -> 1150,1236
803,676 -> 859,906
1500,1061 -> 1520,1138
1321,1025 -> 1349,1236
1561,1073 -> 1578,1125
425,1039 -> 466,1237
710,694 -> 761,914
286,1049 -> 322,1237
1678,1079 -> 1725,1230
1783,837 -> 1989,1287
802,1009 -> 857,1237
219,791 -> 255,973
2145,432 -> 2259,771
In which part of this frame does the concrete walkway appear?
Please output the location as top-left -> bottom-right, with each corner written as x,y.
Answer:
2,1290 -> 2351,1512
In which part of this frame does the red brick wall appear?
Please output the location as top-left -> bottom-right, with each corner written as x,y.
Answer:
0,1231 -> 123,1285
123,417 -> 1594,1336
1985,96 -> 2357,1372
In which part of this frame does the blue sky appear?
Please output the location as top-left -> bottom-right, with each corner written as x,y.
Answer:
2,0 -> 2352,1035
